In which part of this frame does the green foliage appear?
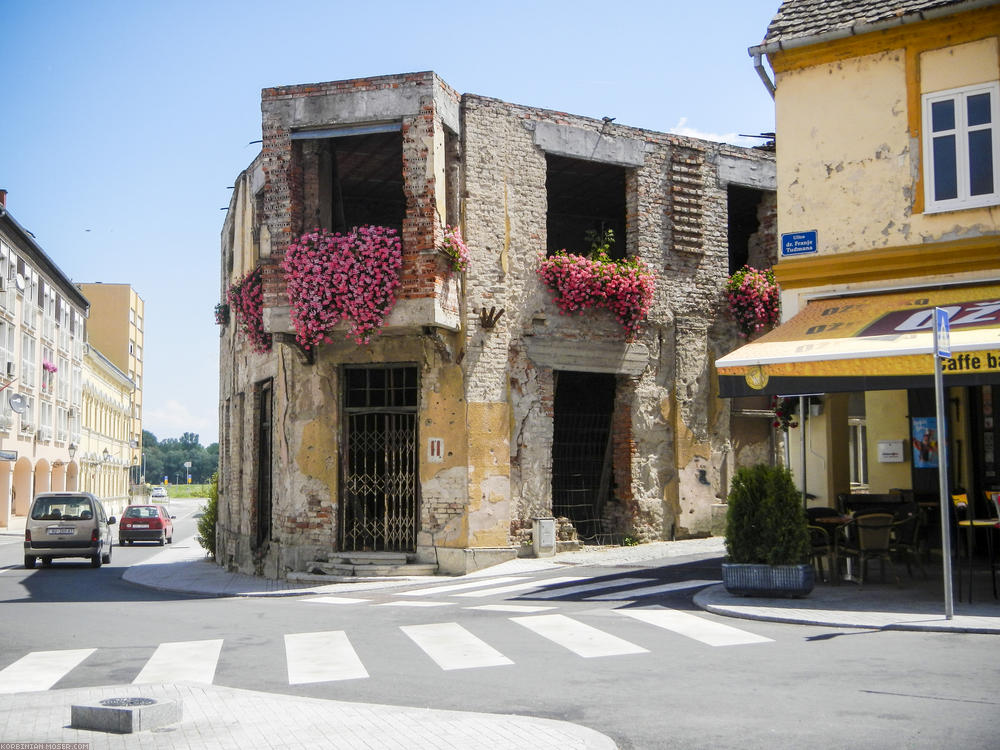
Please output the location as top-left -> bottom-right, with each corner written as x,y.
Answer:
725,464 -> 810,566
197,472 -> 219,558
143,429 -> 219,486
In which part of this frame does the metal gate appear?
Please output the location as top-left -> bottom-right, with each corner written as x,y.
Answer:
341,366 -> 418,552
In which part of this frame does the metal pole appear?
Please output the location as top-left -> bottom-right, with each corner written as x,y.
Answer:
933,323 -> 954,619
800,395 -> 808,508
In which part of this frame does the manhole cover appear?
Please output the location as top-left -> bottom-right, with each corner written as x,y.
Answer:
99,697 -> 157,707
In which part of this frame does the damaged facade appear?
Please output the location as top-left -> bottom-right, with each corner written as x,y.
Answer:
218,72 -> 777,577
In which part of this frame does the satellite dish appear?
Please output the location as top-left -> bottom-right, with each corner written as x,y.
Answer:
14,274 -> 25,292
8,393 -> 26,414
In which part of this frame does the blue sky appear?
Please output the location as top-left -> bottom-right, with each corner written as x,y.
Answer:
1,0 -> 780,446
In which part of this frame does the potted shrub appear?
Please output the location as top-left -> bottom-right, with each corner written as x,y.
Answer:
722,464 -> 814,597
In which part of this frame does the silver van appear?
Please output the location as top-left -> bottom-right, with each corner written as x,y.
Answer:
24,492 -> 116,568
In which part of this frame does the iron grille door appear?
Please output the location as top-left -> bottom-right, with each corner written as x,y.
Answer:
341,366 -> 418,552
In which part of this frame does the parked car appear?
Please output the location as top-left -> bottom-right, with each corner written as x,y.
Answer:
24,492 -> 116,568
118,504 -> 174,545
151,486 -> 168,499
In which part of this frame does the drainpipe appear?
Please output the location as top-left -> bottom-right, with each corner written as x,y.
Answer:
747,0 -> 1000,98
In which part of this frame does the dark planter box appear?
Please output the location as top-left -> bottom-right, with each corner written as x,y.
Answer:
721,563 -> 815,598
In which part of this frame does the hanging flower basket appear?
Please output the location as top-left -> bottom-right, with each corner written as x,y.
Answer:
227,267 -> 271,353
281,226 -> 403,348
725,266 -> 780,337
42,360 -> 58,374
771,395 -> 799,432
214,302 -> 230,326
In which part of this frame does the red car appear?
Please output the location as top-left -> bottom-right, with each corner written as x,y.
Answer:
118,505 -> 175,545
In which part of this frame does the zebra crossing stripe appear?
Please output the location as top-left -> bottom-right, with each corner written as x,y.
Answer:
304,596 -> 371,605
584,579 -> 720,601
396,576 -> 531,597
0,648 -> 95,693
285,631 -> 369,684
512,614 -> 649,658
401,622 -> 514,670
133,639 -> 224,684
619,608 -> 774,646
465,604 -> 556,613
377,601 -> 453,608
526,577 -> 655,599
453,575 -> 586,598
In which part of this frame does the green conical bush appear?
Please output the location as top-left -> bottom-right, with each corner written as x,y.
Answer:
725,464 -> 809,566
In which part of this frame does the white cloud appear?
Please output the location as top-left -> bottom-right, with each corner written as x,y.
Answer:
144,399 -> 217,445
669,117 -> 764,147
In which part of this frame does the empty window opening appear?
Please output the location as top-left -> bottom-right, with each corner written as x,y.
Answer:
552,371 -> 617,543
727,185 -> 767,274
546,154 -> 627,260
255,379 -> 273,549
297,129 -> 405,235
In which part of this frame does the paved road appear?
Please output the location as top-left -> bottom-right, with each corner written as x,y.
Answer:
1,500 -> 997,749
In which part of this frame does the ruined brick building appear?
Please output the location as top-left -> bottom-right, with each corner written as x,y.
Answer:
218,72 -> 776,577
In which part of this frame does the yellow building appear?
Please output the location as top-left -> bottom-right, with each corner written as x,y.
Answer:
78,344 -> 135,516
720,1 -> 1000,510
77,282 -> 144,482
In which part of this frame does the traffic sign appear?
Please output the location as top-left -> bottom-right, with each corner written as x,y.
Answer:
934,307 -> 951,359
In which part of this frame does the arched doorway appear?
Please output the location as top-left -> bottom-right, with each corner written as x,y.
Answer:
51,461 -> 67,492
0,462 -> 11,527
13,457 -> 33,516
66,461 -> 79,491
34,459 -> 51,496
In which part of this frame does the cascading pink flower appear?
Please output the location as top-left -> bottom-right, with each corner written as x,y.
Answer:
537,251 -> 655,336
227,267 -> 271,353
282,226 -> 403,348
725,266 -> 780,337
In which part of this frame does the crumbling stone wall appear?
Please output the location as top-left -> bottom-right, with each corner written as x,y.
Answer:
219,72 -> 776,579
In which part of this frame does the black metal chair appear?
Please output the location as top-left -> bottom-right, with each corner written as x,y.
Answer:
887,503 -> 925,579
840,513 -> 897,587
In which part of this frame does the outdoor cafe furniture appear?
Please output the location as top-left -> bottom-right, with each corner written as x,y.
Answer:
951,491 -> 999,602
839,513 -> 898,587
807,507 -> 852,584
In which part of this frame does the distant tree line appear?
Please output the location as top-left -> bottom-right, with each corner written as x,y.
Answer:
142,430 -> 219,486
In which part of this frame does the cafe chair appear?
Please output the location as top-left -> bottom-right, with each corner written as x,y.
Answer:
840,513 -> 898,587
808,524 -> 833,583
888,504 -> 926,579
950,492 -> 998,602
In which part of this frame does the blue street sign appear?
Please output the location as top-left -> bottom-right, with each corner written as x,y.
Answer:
934,307 -> 951,359
781,230 -> 818,257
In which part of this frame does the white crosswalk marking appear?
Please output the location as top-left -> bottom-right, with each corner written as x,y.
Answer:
402,622 -> 513,670
377,601 -> 453,608
133,639 -> 223,684
0,648 -> 95,693
585,579 -> 720,600
465,604 -> 556,613
396,576 -> 531,597
285,631 -> 368,684
304,596 -> 371,605
512,614 -> 649,658
453,575 -> 586,598
526,577 -> 655,599
619,608 -> 773,646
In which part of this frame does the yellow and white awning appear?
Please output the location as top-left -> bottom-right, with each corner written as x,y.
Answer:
717,283 -> 1000,397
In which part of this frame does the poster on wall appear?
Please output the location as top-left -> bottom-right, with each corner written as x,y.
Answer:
911,417 -> 939,469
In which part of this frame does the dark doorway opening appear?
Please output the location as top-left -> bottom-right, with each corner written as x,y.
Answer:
341,365 -> 418,552
727,184 -> 766,274
546,154 -> 627,260
255,379 -> 273,549
296,129 -> 405,236
552,371 -> 617,543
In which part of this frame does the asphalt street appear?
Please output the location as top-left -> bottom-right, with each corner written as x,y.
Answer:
1,498 -> 997,749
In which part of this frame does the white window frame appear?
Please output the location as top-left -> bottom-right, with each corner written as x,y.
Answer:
922,81 -> 1000,213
